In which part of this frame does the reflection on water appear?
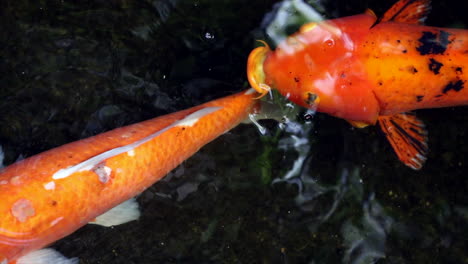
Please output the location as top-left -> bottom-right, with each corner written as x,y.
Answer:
271,103 -> 392,263
342,194 -> 392,264
1,0 -> 467,263
263,0 -> 324,46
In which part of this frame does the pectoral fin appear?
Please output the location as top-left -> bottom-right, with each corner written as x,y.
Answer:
347,120 -> 370,128
16,248 -> 78,264
378,113 -> 428,170
89,197 -> 140,227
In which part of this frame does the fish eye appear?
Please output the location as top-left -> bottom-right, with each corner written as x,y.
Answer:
324,38 -> 335,47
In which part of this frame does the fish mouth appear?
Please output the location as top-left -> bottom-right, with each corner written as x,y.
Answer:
247,40 -> 272,98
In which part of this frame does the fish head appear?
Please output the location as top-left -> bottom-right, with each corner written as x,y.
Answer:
262,21 -> 354,114
248,18 -> 379,124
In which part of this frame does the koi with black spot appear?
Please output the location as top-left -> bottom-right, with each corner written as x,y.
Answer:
247,0 -> 468,169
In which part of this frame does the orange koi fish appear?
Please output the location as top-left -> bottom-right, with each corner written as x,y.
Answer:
247,0 -> 468,169
0,89 -> 259,263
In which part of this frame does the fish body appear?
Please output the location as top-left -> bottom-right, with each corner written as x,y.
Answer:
0,89 -> 258,263
362,22 -> 468,115
247,0 -> 468,169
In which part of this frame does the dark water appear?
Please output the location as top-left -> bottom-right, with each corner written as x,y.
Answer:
1,0 -> 468,263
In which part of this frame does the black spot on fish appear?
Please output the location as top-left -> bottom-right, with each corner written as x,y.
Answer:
397,39 -> 401,43
408,66 -> 418,74
51,200 -> 57,206
305,92 -> 318,105
428,58 -> 443,75
378,81 -> 383,86
402,49 -> 407,53
416,31 -> 451,55
455,67 -> 463,74
442,80 -> 465,94
416,95 -> 424,102
435,94 -> 443,98
294,77 -> 300,83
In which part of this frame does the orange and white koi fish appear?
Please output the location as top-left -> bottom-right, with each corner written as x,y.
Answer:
247,0 -> 468,169
0,89 -> 259,263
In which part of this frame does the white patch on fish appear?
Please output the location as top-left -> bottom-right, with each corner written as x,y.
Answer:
244,88 -> 256,95
93,165 -> 112,184
342,33 -> 354,51
10,176 -> 22,186
127,149 -> 135,157
49,216 -> 64,227
0,180 -> 8,185
174,107 -> 221,127
52,106 -> 222,180
120,132 -> 132,139
313,72 -> 338,98
11,198 -> 35,223
43,181 -> 56,190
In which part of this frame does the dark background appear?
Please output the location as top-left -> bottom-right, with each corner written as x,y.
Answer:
1,0 -> 467,263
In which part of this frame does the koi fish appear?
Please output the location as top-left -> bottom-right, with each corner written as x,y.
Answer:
0,89 -> 259,263
247,0 -> 468,169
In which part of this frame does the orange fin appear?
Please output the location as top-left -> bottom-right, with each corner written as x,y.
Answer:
347,120 -> 370,128
376,0 -> 431,25
378,113 -> 428,170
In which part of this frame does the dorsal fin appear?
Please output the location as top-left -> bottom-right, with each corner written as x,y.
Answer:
378,113 -> 428,170
375,0 -> 431,26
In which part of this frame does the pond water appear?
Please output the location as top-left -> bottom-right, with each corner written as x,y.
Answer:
1,0 -> 467,263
